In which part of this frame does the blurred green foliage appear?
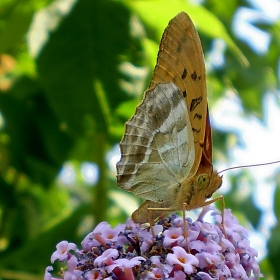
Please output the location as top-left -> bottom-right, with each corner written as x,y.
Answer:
0,0 -> 279,279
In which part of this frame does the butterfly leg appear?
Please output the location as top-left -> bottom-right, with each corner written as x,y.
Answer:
182,203 -> 187,238
182,203 -> 191,253
146,206 -> 178,236
147,208 -> 155,237
148,204 -> 191,252
132,200 -> 173,237
200,195 -> 227,238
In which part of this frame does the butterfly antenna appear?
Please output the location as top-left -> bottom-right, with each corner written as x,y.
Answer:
218,160 -> 280,175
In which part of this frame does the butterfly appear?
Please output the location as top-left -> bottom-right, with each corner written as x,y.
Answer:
116,12 -> 223,224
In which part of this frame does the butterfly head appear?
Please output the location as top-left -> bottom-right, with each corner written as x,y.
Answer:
179,170 -> 223,211
197,171 -> 222,197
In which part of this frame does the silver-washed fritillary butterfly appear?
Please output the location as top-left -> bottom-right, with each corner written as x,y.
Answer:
116,12 -> 223,224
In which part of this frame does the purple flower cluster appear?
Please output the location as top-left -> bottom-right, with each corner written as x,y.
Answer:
44,206 -> 262,280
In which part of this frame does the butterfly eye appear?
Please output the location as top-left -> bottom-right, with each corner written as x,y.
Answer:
197,174 -> 210,189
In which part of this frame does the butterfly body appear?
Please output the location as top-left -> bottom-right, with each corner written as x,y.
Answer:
130,148 -> 222,223
116,12 -> 223,224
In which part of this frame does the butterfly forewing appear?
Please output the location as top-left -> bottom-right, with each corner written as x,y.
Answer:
149,12 -> 207,176
117,83 -> 194,203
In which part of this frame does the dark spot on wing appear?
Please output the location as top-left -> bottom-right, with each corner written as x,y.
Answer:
194,113 -> 202,120
181,68 -> 187,79
177,42 -> 182,53
190,97 -> 202,111
191,71 -> 198,81
192,127 -> 201,133
180,36 -> 187,43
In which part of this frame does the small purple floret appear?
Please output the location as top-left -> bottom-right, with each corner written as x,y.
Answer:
45,207 -> 262,279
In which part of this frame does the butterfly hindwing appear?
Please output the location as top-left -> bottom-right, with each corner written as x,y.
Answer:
117,83 -> 194,203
